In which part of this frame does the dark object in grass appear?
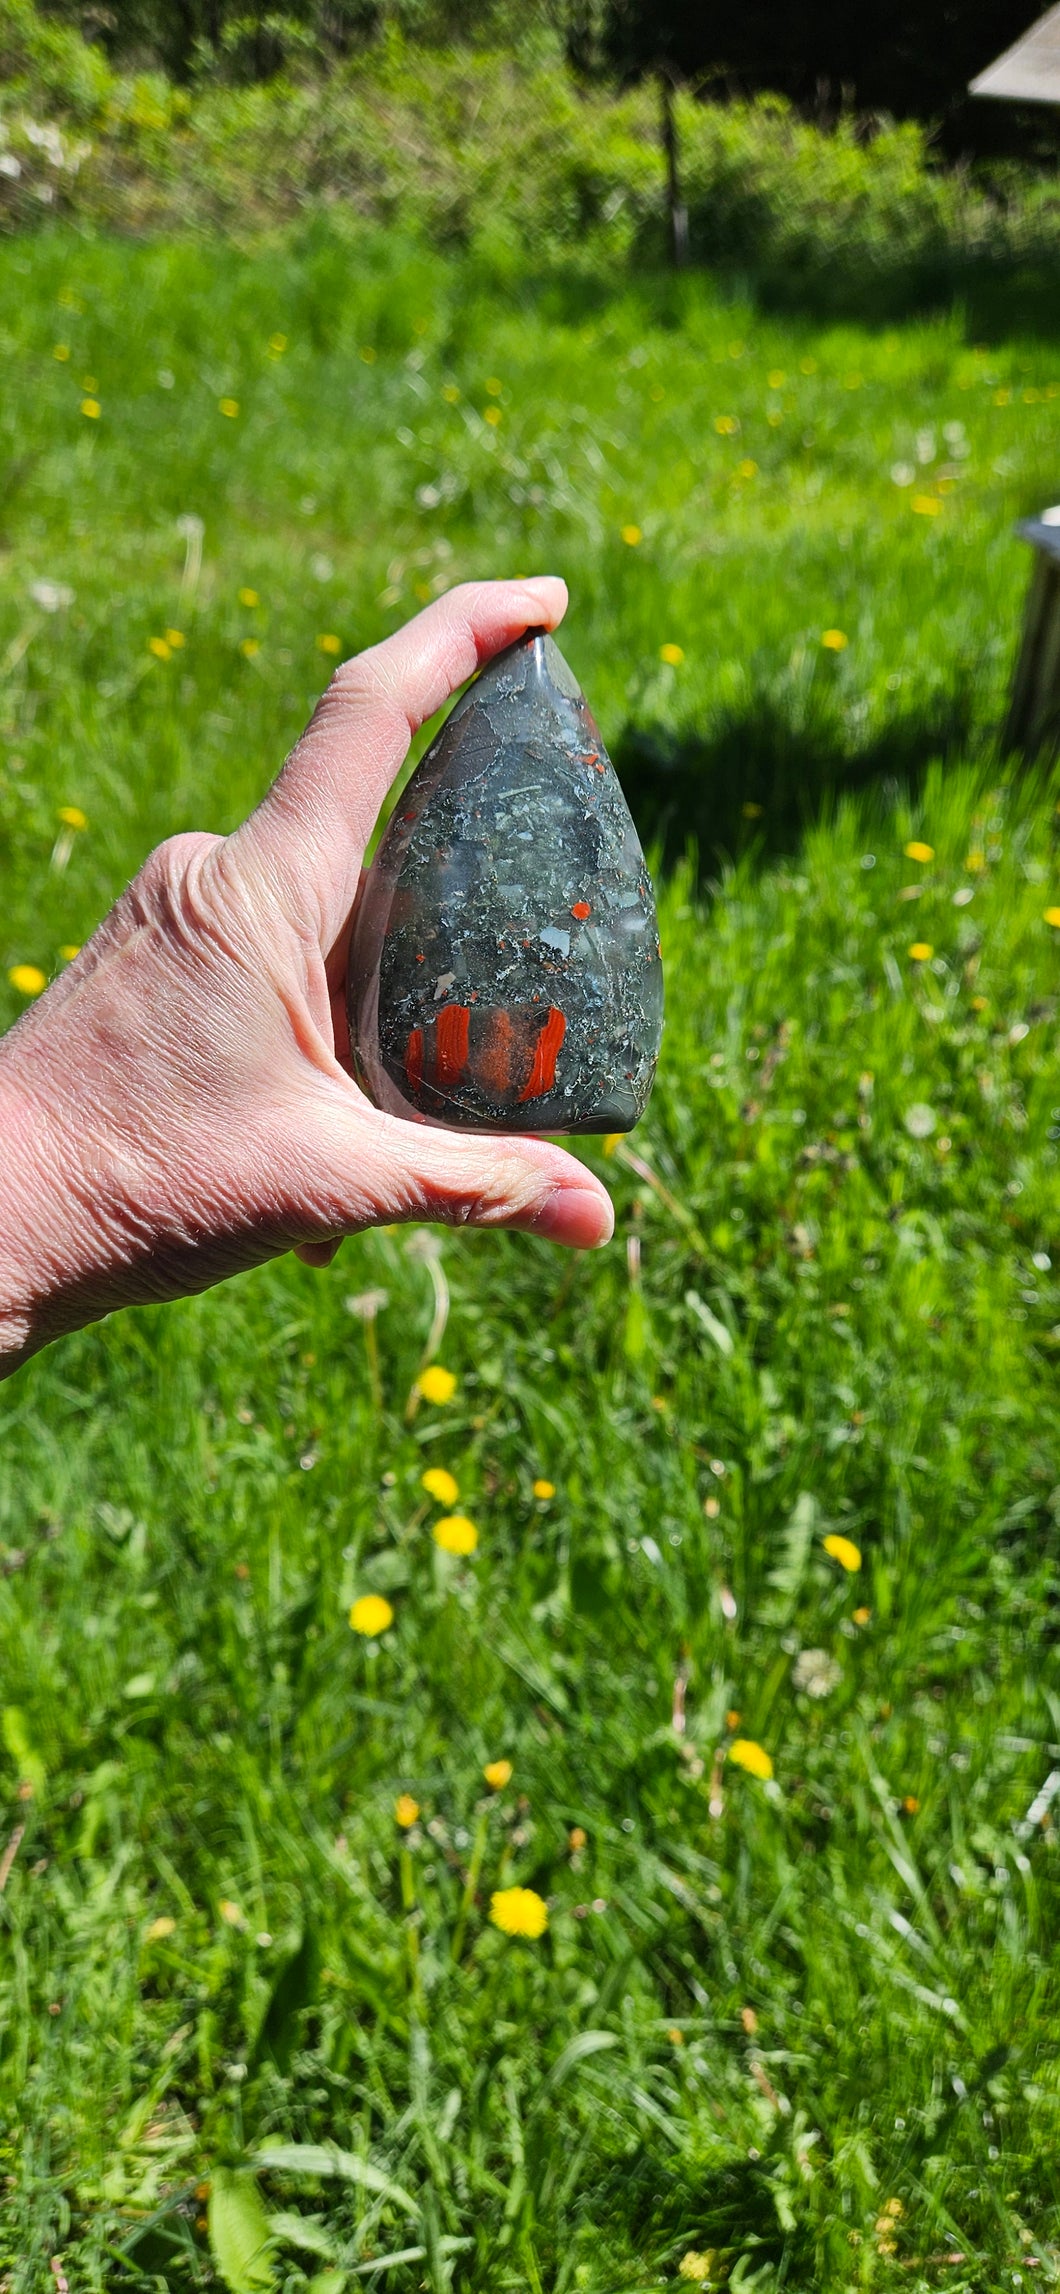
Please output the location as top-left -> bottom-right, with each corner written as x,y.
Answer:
1005,510 -> 1060,761
348,630 -> 664,1133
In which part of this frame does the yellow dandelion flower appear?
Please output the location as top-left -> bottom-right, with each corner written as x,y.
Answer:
418,1365 -> 457,1404
80,398 -> 100,419
737,458 -> 758,478
533,1478 -> 555,1501
569,1825 -> 587,1850
821,629 -> 848,650
165,629 -> 185,649
9,965 -> 46,996
823,1533 -> 862,1572
902,1795 -> 919,1815
316,632 -> 341,656
726,1709 -> 741,1729
442,383 -> 460,402
904,841 -> 934,862
81,375 -> 97,392
486,377 -> 503,395
603,1133 -> 622,1156
714,415 -> 738,434
240,638 -> 260,659
908,941 -> 933,962
59,945 -> 80,962
360,346 -> 377,364
483,1758 -> 512,1789
971,993 -> 988,1011
53,344 -> 70,362
912,495 -> 941,515
484,407 -> 502,426
421,1466 -> 459,1507
218,397 -> 239,418
148,636 -> 172,661
395,1794 -> 420,1828
853,1605 -> 871,1625
489,1885 -> 548,1938
660,643 -> 684,666
966,850 -> 985,872
58,805 -> 86,830
678,2256 -> 716,2286
728,1739 -> 774,1780
268,332 -> 287,355
768,369 -> 786,388
239,587 -> 259,608
1045,907 -> 1060,928
993,387 -> 1011,405
219,1899 -> 245,1928
433,1513 -> 478,1557
349,1593 -> 394,1637
146,1915 -> 176,1940
668,2025 -> 685,2045
621,523 -> 643,545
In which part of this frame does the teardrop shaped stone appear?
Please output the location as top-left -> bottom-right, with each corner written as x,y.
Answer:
347,629 -> 663,1133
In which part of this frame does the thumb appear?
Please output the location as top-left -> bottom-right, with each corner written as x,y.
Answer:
296,1093 -> 615,1253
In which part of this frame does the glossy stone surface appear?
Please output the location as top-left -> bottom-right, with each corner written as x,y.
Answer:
347,630 -> 663,1133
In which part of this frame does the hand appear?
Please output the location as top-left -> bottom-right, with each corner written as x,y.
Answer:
0,579 -> 614,1374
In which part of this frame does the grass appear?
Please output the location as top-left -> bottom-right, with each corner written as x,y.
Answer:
3,224 -> 1060,2290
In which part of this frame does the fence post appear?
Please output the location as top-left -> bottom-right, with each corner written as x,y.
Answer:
1006,511 -> 1060,759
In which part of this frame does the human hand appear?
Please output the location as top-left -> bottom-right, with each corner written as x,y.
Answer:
0,580 -> 614,1374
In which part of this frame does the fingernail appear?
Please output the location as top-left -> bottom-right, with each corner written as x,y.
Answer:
531,1187 -> 613,1250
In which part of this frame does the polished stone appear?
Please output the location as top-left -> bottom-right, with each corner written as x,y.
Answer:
347,629 -> 663,1133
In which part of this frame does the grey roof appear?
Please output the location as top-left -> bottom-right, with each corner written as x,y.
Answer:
971,3 -> 1060,103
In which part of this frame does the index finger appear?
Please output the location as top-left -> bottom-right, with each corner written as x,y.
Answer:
232,576 -> 568,949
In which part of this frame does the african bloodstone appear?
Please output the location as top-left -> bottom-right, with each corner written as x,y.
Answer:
347,629 -> 663,1133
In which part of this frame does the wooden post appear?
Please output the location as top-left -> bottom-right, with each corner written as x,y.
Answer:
1006,514 -> 1060,759
658,72 -> 689,268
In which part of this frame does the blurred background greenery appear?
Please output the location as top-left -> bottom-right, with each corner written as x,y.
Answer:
5,5 -> 1060,2291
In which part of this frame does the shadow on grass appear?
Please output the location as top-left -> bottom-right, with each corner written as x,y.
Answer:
614,688 -> 983,877
467,242 -> 1060,346
610,2145 -> 814,2279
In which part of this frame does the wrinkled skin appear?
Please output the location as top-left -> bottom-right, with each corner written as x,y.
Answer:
0,580 -> 613,1376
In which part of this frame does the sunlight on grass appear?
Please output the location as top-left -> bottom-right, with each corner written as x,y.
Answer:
2,227 -> 1060,2287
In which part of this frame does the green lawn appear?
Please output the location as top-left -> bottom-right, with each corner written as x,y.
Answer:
4,223 -> 1060,2292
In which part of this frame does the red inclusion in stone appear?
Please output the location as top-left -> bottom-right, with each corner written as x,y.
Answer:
571,900 -> 592,920
435,1002 -> 470,1088
476,1009 -> 516,1096
519,1006 -> 566,1101
405,1027 -> 424,1093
